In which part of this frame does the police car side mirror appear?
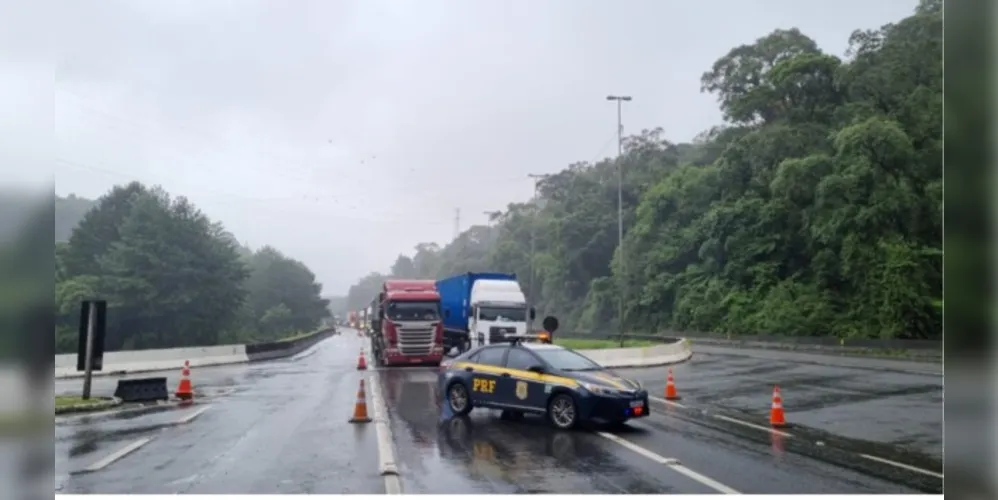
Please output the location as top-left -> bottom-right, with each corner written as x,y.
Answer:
527,365 -> 545,374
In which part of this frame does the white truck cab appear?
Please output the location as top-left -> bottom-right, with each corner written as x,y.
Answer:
467,279 -> 532,349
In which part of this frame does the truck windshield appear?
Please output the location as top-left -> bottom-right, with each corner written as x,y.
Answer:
532,349 -> 601,371
387,301 -> 440,321
478,306 -> 526,322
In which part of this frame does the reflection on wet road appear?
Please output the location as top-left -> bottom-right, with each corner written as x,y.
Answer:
53,330 -> 942,494
376,367 -> 933,494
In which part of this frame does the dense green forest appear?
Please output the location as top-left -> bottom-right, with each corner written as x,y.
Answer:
347,2 -> 942,341
55,184 -> 331,353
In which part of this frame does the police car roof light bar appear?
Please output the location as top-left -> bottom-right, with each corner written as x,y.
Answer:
503,333 -> 542,345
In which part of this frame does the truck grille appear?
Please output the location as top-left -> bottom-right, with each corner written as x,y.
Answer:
397,322 -> 435,356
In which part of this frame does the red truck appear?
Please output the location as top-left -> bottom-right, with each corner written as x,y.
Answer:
369,279 -> 446,367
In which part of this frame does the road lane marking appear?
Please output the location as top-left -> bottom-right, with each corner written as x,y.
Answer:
597,431 -> 680,464
713,414 -> 793,438
649,395 -> 687,408
368,373 -> 403,494
172,405 -> 211,425
596,432 -> 740,494
858,453 -> 943,478
72,437 -> 152,474
668,463 -> 742,494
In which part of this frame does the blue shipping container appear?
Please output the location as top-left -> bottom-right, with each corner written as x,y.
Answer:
436,272 -> 516,333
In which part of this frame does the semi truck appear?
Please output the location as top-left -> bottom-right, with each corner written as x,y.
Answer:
436,272 -> 535,354
369,279 -> 446,367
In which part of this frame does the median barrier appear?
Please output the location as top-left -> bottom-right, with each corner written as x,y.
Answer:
53,328 -> 336,379
578,337 -> 692,368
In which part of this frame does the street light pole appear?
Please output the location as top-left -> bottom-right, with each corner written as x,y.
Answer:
527,173 -> 550,333
606,95 -> 632,347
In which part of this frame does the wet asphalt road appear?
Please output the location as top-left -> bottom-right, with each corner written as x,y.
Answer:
613,345 -> 943,460
55,333 -> 383,494
53,330 -> 942,494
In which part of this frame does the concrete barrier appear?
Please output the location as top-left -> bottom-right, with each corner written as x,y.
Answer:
577,338 -> 692,368
53,328 -> 336,379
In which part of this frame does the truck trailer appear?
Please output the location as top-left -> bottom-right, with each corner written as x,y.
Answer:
369,279 -> 446,367
436,272 -> 535,354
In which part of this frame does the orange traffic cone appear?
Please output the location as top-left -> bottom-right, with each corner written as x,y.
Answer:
357,348 -> 368,370
175,360 -> 193,402
664,367 -> 680,400
348,379 -> 372,423
770,385 -> 788,427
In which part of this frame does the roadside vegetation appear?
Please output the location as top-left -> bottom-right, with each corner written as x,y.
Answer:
55,186 -> 332,353
348,1 -> 942,344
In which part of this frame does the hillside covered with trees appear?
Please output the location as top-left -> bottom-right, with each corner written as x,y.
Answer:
347,1 -> 942,341
55,185 -> 331,353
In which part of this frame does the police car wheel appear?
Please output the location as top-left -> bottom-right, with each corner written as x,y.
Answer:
547,394 -> 578,429
447,382 -> 473,415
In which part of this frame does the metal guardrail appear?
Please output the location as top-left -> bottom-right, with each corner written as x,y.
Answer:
538,329 -> 942,351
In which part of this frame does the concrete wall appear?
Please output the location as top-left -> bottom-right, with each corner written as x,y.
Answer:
578,338 -> 692,368
54,328 -> 336,379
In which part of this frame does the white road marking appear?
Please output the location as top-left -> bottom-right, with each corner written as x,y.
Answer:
649,395 -> 687,408
714,414 -> 793,438
172,405 -> 211,425
368,373 -> 403,494
72,437 -> 152,474
858,453 -> 944,479
596,432 -> 740,494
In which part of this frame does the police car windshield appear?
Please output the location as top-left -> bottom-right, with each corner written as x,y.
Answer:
532,348 -> 601,371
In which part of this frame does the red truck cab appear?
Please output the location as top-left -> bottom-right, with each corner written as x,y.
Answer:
371,279 -> 445,366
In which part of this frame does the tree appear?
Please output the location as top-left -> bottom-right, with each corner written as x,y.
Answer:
347,4 -> 941,341
54,183 -> 332,352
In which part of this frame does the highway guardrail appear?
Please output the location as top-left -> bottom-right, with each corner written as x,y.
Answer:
53,327 -> 337,379
576,337 -> 692,368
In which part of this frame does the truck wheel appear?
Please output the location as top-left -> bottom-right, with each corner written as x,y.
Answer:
547,393 -> 578,430
446,382 -> 473,416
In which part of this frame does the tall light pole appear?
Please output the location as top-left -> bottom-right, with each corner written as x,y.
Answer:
607,95 -> 632,346
527,173 -> 550,332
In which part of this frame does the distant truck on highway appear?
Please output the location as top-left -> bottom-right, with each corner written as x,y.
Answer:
436,272 -> 535,354
369,279 -> 446,366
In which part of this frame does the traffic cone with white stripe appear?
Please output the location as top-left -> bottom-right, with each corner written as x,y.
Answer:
348,379 -> 372,423
770,385 -> 788,427
175,360 -> 193,402
664,368 -> 680,400
357,347 -> 368,370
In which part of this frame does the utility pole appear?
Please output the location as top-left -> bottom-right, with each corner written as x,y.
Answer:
606,95 -> 632,347
527,173 -> 550,333
453,208 -> 461,240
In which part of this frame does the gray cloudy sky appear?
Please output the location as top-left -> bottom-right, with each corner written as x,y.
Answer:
47,0 -> 916,294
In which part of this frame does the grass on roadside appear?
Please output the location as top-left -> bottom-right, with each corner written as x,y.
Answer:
555,338 -> 657,350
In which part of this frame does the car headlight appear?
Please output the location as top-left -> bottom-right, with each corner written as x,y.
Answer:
580,382 -> 617,395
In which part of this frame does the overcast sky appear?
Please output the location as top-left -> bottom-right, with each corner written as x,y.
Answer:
40,0 -> 916,294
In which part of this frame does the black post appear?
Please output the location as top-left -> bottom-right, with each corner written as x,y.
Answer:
81,301 -> 96,400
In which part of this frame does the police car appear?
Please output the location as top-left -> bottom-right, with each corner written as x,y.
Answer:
438,334 -> 649,429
